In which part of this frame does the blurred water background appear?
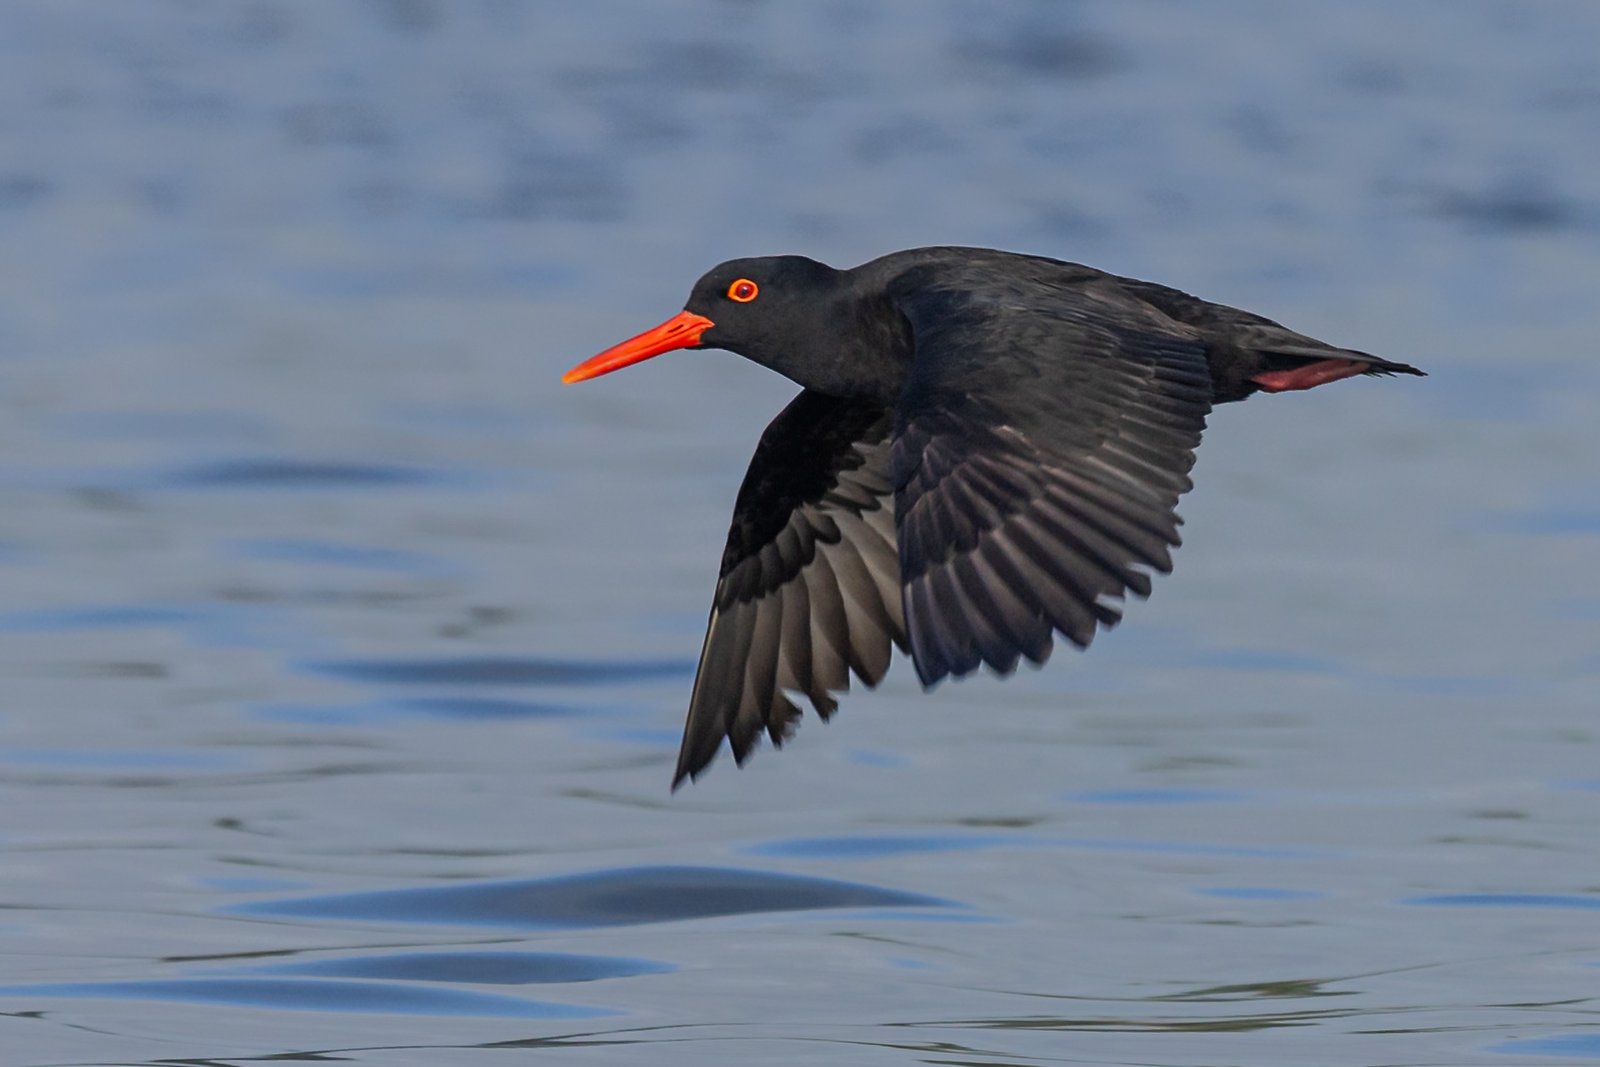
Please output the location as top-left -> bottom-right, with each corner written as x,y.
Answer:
2,2 -> 1599,1065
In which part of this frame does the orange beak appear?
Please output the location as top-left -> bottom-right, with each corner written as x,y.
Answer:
562,310 -> 716,384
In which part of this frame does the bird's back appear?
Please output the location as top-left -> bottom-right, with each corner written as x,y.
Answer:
859,246 -> 1418,404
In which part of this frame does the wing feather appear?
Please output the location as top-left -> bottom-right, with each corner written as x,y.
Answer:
674,390 -> 904,785
890,279 -> 1213,685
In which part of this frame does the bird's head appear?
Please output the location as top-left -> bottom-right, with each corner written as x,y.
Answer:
563,256 -> 843,386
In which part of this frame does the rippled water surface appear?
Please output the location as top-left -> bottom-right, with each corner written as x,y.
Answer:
3,3 -> 1599,1065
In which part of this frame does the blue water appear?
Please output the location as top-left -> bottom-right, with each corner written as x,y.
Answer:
2,3 -> 1598,1065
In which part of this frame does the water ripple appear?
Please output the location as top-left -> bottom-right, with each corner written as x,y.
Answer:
302,656 -> 693,686
137,458 -> 465,491
1488,1033 -> 1600,1057
745,833 -> 1318,862
1063,788 -> 1249,805
0,977 -> 610,1019
1404,893 -> 1600,910
746,835 -> 1013,860
1195,887 -> 1325,901
233,865 -> 953,929
246,950 -> 672,985
229,537 -> 458,575
252,696 -> 595,724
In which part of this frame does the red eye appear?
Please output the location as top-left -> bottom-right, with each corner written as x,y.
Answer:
727,278 -> 759,303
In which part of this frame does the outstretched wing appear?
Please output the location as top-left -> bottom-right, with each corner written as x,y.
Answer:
675,389 -> 907,786
890,275 -> 1214,685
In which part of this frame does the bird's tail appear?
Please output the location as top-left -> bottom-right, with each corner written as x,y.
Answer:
1250,345 -> 1425,393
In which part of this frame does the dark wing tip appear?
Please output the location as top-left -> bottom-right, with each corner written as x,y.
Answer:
911,652 -> 945,689
672,732 -> 719,789
668,690 -> 833,788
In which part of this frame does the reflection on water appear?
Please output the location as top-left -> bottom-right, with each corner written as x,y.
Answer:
2,1 -> 1599,1064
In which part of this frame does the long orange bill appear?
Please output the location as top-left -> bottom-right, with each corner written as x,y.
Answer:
562,310 -> 715,384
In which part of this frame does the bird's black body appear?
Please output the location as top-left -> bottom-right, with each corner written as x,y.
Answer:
564,246 -> 1424,785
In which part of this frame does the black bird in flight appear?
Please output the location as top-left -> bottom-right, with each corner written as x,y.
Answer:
563,247 -> 1423,786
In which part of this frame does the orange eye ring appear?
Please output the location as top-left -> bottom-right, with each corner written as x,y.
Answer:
727,278 -> 759,303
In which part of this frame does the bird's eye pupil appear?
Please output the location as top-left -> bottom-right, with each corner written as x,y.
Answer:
728,279 -> 759,303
